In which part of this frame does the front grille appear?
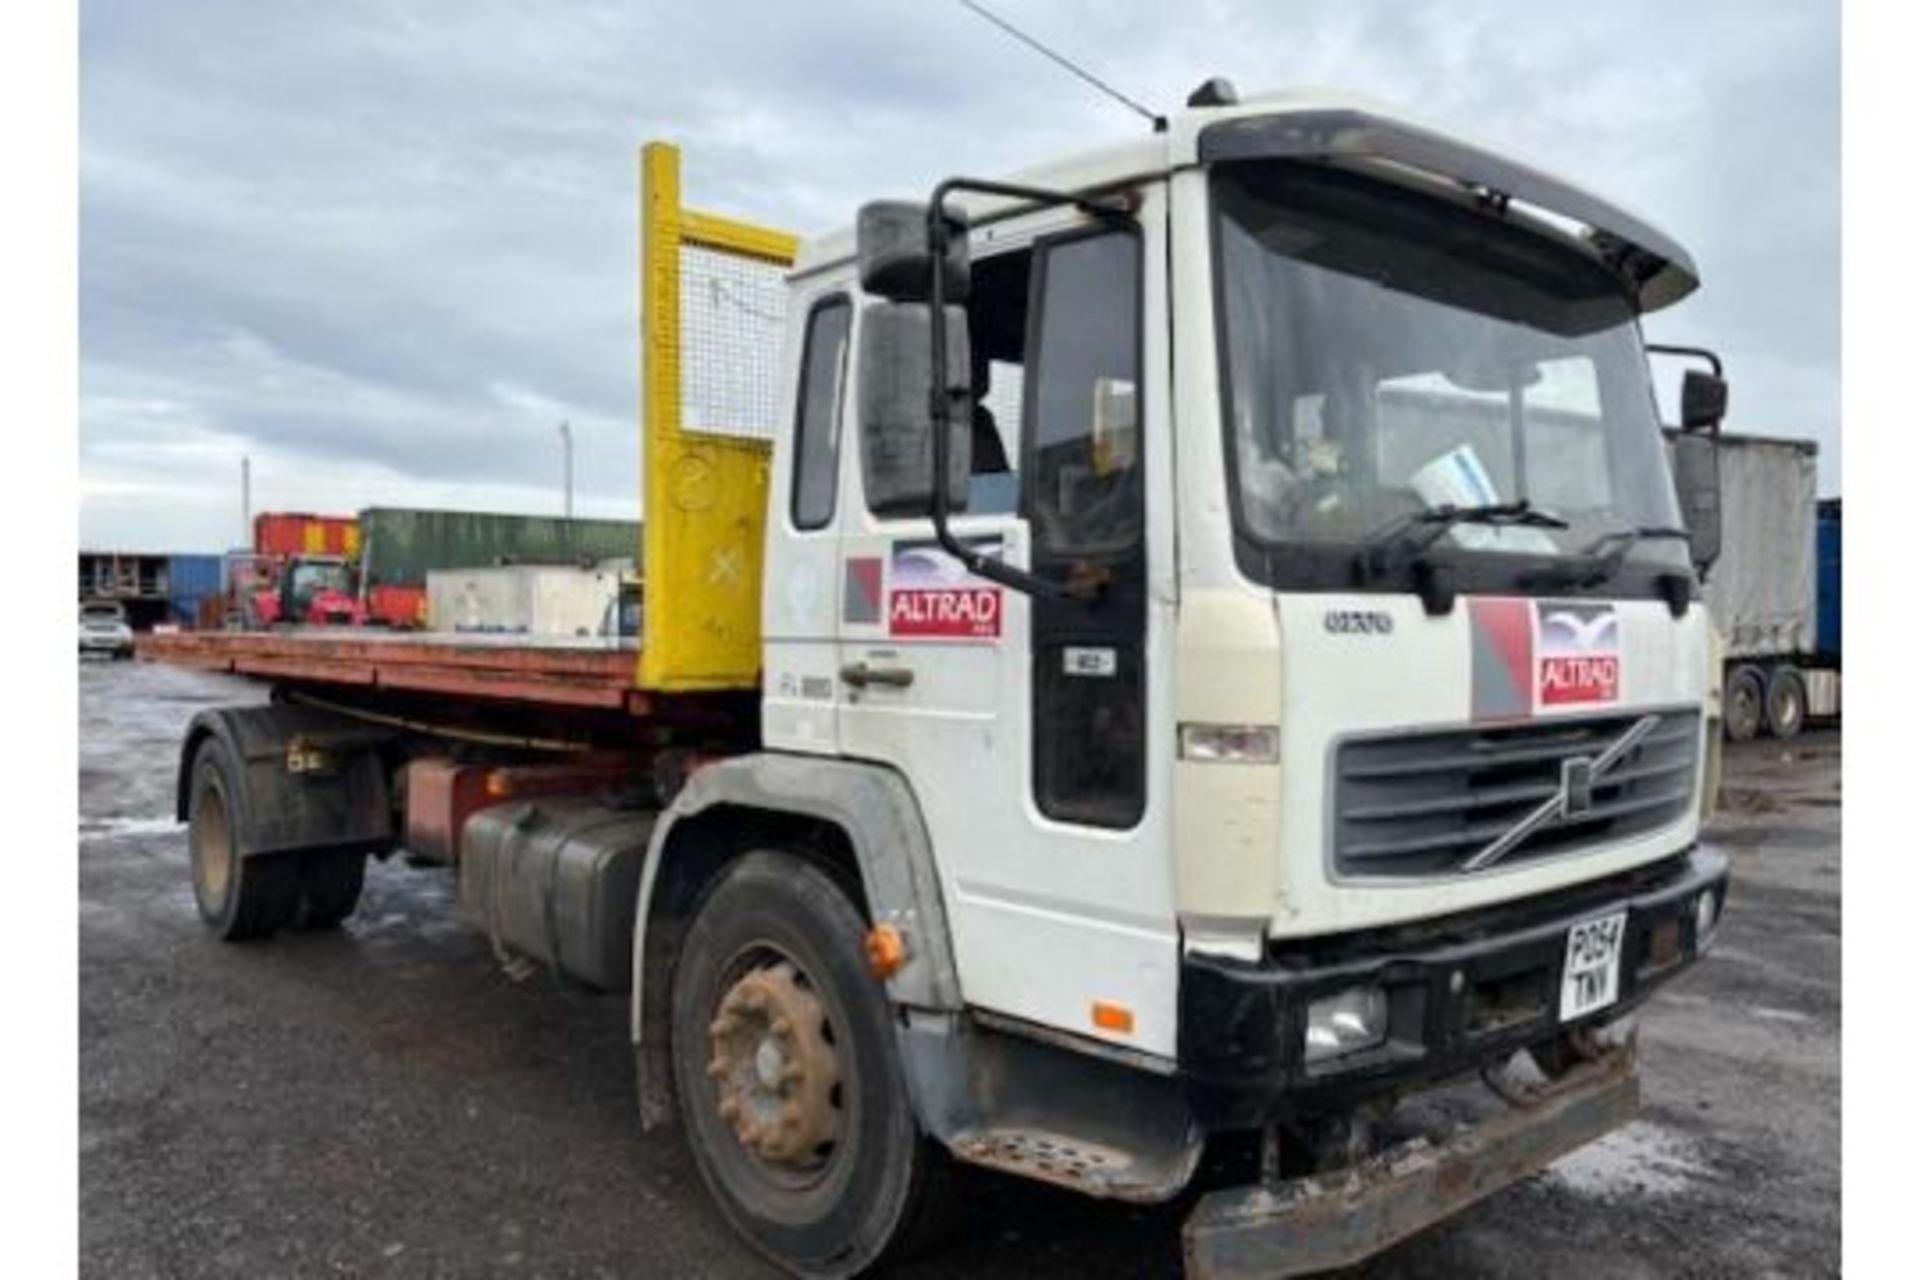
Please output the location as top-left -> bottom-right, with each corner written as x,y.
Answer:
1333,710 -> 1700,877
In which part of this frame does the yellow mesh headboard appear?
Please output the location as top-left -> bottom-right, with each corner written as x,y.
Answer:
638,142 -> 798,692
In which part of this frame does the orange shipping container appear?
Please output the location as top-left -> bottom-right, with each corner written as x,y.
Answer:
253,513 -> 359,559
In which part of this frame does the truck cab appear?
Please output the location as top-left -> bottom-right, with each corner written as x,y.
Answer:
766,86 -> 1720,1039
748,86 -> 1726,1268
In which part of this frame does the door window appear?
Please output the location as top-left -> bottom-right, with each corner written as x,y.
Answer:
1025,228 -> 1147,829
1025,232 -> 1144,557
791,296 -> 851,531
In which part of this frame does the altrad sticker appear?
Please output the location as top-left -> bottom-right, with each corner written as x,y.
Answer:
887,538 -> 1003,639
1536,602 -> 1620,706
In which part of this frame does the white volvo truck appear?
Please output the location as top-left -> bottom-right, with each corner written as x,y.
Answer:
145,85 -> 1731,1277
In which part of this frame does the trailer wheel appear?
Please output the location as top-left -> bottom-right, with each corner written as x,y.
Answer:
188,741 -> 298,940
296,850 -> 366,930
1765,666 -> 1808,739
1724,665 -> 1766,742
669,850 -> 952,1277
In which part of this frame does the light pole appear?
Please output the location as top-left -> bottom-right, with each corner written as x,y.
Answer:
558,420 -> 574,520
241,454 -> 251,544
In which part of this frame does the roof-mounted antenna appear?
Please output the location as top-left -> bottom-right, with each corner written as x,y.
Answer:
955,0 -> 1167,132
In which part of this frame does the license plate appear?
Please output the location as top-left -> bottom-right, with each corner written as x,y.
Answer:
1560,912 -> 1628,1021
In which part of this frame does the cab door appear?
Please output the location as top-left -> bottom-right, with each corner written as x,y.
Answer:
761,291 -> 854,755
833,190 -> 1180,1057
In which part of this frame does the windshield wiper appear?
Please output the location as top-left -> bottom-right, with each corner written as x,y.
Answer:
1358,500 -> 1570,579
1577,524 -> 1692,560
1522,525 -> 1693,590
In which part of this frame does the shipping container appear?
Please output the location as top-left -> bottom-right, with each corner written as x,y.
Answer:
166,554 -> 224,628
357,508 -> 641,590
366,584 -> 427,629
253,513 -> 360,559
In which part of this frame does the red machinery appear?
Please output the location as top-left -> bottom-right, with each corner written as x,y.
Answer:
247,555 -> 367,627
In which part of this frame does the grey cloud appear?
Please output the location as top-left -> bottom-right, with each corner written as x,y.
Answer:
80,0 -> 1839,552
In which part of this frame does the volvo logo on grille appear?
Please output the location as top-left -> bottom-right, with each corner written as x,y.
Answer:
1459,714 -> 1664,873
1561,756 -> 1596,817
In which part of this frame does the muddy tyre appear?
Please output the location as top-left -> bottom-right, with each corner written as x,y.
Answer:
1724,665 -> 1765,742
188,740 -> 298,940
669,850 -> 953,1277
296,849 -> 366,930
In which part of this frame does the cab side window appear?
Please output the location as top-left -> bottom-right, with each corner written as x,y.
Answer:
963,249 -> 1031,515
791,296 -> 852,531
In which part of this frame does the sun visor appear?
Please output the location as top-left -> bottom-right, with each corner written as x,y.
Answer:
1199,110 -> 1699,313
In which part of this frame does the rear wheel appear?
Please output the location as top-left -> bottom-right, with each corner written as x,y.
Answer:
188,741 -> 298,940
296,849 -> 366,929
1724,665 -> 1765,742
669,850 -> 952,1277
1764,665 -> 1808,739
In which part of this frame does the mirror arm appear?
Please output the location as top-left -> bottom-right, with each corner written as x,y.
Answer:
925,177 -> 1131,601
1644,343 -> 1723,378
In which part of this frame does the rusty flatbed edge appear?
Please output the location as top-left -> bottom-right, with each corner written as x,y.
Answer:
136,629 -> 676,714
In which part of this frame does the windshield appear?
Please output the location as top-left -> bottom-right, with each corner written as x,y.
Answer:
1213,162 -> 1687,595
291,562 -> 352,596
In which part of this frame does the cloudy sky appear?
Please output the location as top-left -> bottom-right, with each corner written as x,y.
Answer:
79,0 -> 1839,552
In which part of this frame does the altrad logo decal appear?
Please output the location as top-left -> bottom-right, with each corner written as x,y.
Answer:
1469,597 -> 1625,718
887,539 -> 1003,639
1537,602 -> 1620,706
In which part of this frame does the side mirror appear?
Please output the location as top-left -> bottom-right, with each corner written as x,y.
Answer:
1680,368 -> 1728,431
856,201 -> 970,302
1671,432 -> 1722,571
858,302 -> 972,516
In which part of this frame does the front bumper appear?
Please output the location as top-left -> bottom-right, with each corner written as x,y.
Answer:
1179,846 -> 1727,1127
1183,1046 -> 1640,1278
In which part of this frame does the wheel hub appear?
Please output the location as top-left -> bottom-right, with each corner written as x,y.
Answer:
706,961 -> 841,1169
195,788 -> 233,904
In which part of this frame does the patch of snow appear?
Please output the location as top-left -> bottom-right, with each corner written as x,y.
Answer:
1548,1120 -> 1712,1198
1750,1005 -> 1813,1024
78,815 -> 183,843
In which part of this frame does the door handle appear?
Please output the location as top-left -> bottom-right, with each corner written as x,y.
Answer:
840,661 -> 915,689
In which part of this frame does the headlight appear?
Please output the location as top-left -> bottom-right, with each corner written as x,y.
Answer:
1178,722 -> 1279,764
1304,986 -> 1388,1065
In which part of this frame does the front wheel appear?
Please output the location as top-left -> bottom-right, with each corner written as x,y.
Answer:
669,851 -> 952,1277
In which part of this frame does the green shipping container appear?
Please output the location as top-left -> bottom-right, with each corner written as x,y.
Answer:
356,508 -> 643,589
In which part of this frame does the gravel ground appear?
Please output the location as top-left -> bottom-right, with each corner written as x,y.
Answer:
79,658 -> 1841,1277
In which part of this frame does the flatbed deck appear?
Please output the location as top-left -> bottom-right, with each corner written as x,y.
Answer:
138,628 -> 658,714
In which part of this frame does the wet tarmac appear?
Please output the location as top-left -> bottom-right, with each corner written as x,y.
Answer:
79,658 -> 1840,1277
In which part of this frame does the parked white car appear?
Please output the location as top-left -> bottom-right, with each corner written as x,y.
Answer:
79,602 -> 135,659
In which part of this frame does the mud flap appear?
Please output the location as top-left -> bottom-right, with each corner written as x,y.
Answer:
1182,1052 -> 1640,1279
178,705 -> 395,859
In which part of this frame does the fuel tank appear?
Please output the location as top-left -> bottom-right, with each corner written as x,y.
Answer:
459,800 -> 658,990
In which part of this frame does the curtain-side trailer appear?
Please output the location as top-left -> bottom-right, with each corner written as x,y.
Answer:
1697,432 -> 1839,739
